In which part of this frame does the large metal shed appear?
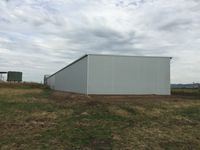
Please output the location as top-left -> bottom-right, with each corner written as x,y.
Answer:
46,54 -> 171,95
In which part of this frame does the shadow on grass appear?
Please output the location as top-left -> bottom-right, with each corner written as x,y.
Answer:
176,106 -> 200,121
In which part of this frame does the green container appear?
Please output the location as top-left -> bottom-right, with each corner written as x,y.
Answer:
7,71 -> 22,82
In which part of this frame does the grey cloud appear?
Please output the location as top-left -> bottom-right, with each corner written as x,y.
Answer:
0,0 -> 199,83
158,19 -> 191,31
116,0 -> 151,7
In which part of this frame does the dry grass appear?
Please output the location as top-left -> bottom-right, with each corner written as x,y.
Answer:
0,88 -> 43,95
0,84 -> 199,150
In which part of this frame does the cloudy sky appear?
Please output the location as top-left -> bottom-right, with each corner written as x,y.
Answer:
0,0 -> 199,83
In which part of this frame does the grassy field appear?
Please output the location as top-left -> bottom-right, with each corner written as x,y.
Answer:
0,83 -> 199,150
172,88 -> 200,97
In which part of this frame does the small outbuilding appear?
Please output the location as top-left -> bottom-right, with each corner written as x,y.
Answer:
7,71 -> 23,82
46,54 -> 171,95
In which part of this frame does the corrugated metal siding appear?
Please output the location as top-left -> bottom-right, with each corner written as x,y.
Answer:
47,75 -> 55,89
7,72 -> 22,82
47,54 -> 171,95
47,56 -> 88,94
87,55 -> 170,95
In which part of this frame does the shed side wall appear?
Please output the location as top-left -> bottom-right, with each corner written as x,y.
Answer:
47,56 -> 88,94
87,55 -> 170,95
47,75 -> 55,90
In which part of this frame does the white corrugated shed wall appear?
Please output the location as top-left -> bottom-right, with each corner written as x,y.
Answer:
47,75 -> 55,90
47,54 -> 171,95
47,56 -> 88,94
87,55 -> 171,95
